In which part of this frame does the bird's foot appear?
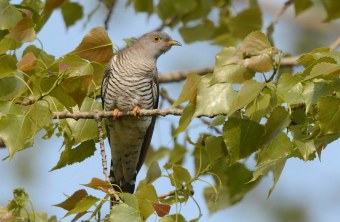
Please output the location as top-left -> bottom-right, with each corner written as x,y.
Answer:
132,106 -> 139,117
113,108 -> 120,120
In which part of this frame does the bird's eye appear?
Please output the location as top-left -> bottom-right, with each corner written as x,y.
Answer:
153,36 -> 161,42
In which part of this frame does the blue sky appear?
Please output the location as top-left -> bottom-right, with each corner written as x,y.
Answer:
1,1 -> 340,221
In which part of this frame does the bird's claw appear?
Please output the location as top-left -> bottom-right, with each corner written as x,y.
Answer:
132,106 -> 139,117
113,108 -> 119,120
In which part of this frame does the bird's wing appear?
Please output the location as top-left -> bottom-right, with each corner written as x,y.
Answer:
101,56 -> 116,107
136,71 -> 159,172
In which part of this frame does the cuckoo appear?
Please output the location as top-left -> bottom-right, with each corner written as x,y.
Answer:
101,31 -> 181,194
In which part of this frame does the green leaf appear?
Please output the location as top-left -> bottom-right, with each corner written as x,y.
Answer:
51,140 -> 96,171
172,0 -> 197,16
228,80 -> 265,116
0,76 -> 17,100
157,0 -> 176,21
110,204 -> 142,222
65,195 -> 99,216
257,133 -> 294,164
302,79 -> 332,112
61,1 -> 83,28
293,0 -> 313,16
132,0 -> 153,14
60,55 -> 93,77
212,32 -> 275,84
277,73 -> 304,105
70,27 -> 113,63
174,103 -> 195,137
179,19 -> 215,43
159,214 -> 187,222
251,133 -> 294,196
8,17 -> 36,42
144,146 -> 170,167
212,47 -> 255,84
82,177 -> 111,191
61,75 -> 92,107
0,101 -> 53,158
121,193 -> 139,210
66,97 -> 101,144
171,165 -> 192,189
7,188 -> 29,215
304,62 -> 340,81
205,136 -> 224,163
0,0 -> 22,30
0,54 -> 16,78
172,73 -> 201,107
0,35 -> 21,54
294,140 -> 316,161
321,0 -> 340,21
194,74 -> 237,117
317,96 -> 340,134
135,184 -> 158,219
145,161 -> 161,184
261,106 -> 291,145
245,91 -> 271,122
237,31 -> 275,72
229,7 -> 262,39
223,118 -> 264,164
204,162 -> 257,213
53,189 -> 87,211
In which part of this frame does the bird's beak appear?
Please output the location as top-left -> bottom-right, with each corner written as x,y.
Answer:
167,40 -> 182,46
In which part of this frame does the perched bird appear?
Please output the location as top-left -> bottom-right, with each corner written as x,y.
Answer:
101,31 -> 181,194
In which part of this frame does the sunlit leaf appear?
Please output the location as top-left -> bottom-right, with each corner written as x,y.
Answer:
70,27 -> 113,63
172,73 -> 201,107
302,79 -> 332,112
110,203 -> 142,222
61,75 -> 92,107
159,214 -> 186,222
174,103 -> 195,136
135,184 -> 158,219
82,177 -> 111,191
228,80 -> 265,116
194,74 -> 237,116
0,0 -> 22,30
317,96 -> 340,134
145,161 -> 161,184
277,73 -> 304,105
304,62 -> 340,81
7,188 -> 29,215
245,92 -> 271,122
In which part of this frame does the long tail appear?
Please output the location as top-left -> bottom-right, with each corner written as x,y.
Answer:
109,160 -> 136,206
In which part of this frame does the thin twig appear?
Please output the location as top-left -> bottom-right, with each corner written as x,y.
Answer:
94,111 -> 110,182
104,0 -> 117,30
272,0 -> 294,25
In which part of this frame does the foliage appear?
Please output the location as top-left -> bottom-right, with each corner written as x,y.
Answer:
0,0 -> 340,221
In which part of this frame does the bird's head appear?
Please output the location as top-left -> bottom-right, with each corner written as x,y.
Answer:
135,31 -> 181,59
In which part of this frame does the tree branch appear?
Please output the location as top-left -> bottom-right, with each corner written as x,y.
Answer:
53,109 -> 183,120
159,67 -> 213,83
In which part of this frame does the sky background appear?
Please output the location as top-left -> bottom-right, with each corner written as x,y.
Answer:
1,0 -> 340,221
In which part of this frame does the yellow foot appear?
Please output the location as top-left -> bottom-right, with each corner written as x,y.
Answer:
113,108 -> 120,120
132,106 -> 139,117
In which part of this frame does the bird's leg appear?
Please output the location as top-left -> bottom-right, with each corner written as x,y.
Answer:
132,106 -> 139,117
113,108 -> 120,120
